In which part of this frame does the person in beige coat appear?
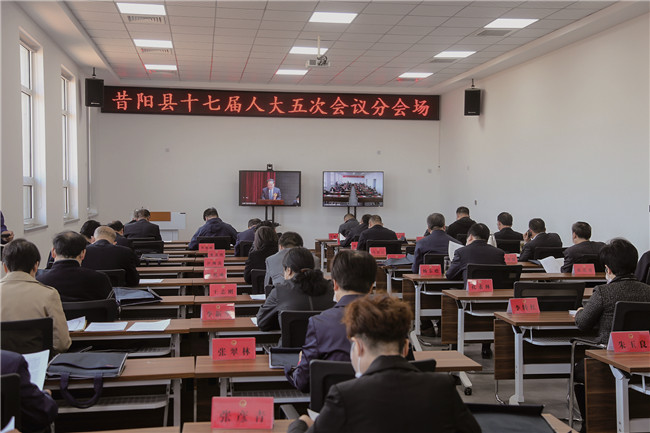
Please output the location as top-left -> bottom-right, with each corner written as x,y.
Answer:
1,238 -> 71,353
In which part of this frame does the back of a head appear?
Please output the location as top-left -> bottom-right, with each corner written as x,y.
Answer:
94,226 -> 117,243
427,213 -> 445,230
369,215 -> 382,225
572,221 -> 592,240
361,214 -> 372,225
468,223 -> 490,241
2,238 -> 40,273
528,218 -> 546,234
599,238 -> 638,276
331,249 -> 377,294
137,208 -> 151,219
344,213 -> 355,222
80,220 -> 101,239
279,231 -> 303,249
497,212 -> 513,226
248,218 -> 262,228
203,207 -> 219,220
283,247 -> 328,296
343,294 -> 413,352
107,220 -> 124,232
53,231 -> 88,258
456,206 -> 470,216
254,226 -> 278,250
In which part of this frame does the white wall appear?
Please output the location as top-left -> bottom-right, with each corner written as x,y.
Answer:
439,14 -> 650,252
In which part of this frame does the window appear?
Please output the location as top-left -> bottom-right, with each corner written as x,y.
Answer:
20,43 -> 35,223
61,74 -> 77,219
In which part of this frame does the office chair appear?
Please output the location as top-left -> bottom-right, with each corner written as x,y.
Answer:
514,282 -> 585,311
366,240 -> 402,254
467,404 -> 554,433
62,299 -> 119,322
98,269 -> 127,287
128,236 -> 155,242
423,253 -> 446,266
132,240 -> 164,256
1,374 -> 21,431
572,254 -> 605,272
279,310 -> 321,348
309,360 -> 356,412
496,239 -> 522,254
250,269 -> 266,295
533,247 -> 565,260
197,236 -> 231,250
238,241 -> 253,257
466,264 -> 523,290
0,317 -> 53,355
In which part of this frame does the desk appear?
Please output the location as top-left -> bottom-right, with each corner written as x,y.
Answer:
412,350 -> 482,372
194,295 -> 265,306
87,428 -> 178,433
183,420 -> 292,433
121,295 -> 195,319
137,266 -> 195,274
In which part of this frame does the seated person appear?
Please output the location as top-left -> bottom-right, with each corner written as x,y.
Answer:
636,249 -> 650,284
445,206 -> 476,242
1,239 -> 71,352
187,207 -> 238,250
37,231 -> 112,302
493,212 -> 523,240
561,221 -> 605,273
357,215 -> 397,251
107,220 -> 131,247
285,249 -> 377,393
289,294 -> 480,433
445,223 -> 506,281
1,210 -> 15,244
340,214 -> 370,248
265,232 -> 319,286
79,219 -> 101,243
123,209 -> 162,241
234,218 -> 261,257
244,226 -> 278,284
1,350 -> 58,432
338,213 -> 359,238
519,218 -> 562,262
256,247 -> 334,331
412,213 -> 461,273
83,226 -> 140,286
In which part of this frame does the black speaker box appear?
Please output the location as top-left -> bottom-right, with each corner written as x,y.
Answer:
464,88 -> 481,116
85,78 -> 104,107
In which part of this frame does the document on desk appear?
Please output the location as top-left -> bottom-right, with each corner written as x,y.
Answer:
250,317 -> 258,326
139,278 -> 164,284
249,294 -> 266,300
569,310 -> 578,316
85,322 -> 128,332
23,349 -> 49,390
448,241 -> 462,259
127,319 -> 170,332
538,256 -> 564,274
66,316 -> 86,331
308,409 -> 320,421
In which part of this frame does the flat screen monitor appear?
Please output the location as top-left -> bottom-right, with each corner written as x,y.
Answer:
239,170 -> 301,207
322,171 -> 384,207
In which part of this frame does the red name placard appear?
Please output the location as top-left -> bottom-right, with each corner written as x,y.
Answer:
573,264 -> 595,276
328,233 -> 338,240
210,284 -> 237,297
467,279 -> 493,292
504,254 -> 518,265
207,249 -> 226,258
419,264 -> 442,276
508,298 -> 540,314
387,254 -> 406,259
369,247 -> 386,257
205,257 -> 225,268
204,267 -> 227,280
199,243 -> 215,251
609,331 -> 650,353
211,338 -> 256,361
103,86 -> 440,121
202,303 -> 235,320
211,397 -> 273,429
396,232 -> 405,239
350,242 -> 358,250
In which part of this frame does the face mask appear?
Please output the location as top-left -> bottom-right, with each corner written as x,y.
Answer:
350,341 -> 362,378
606,272 -> 614,284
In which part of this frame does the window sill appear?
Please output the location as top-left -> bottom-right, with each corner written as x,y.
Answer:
24,223 -> 48,233
64,218 -> 80,225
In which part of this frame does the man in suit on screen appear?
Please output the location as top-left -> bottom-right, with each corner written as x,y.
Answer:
261,179 -> 281,200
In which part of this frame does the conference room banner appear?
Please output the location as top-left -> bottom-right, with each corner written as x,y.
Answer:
102,86 -> 439,121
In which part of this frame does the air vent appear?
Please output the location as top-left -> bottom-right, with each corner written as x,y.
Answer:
475,29 -> 513,37
126,15 -> 166,24
430,58 -> 456,64
140,48 -> 173,55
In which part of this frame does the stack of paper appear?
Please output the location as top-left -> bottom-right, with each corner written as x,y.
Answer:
448,241 -> 462,260
23,349 -> 49,390
127,319 -> 171,332
249,294 -> 266,301
250,317 -> 258,326
139,278 -> 163,284
66,316 -> 86,331
539,256 -> 564,274
85,322 -> 128,332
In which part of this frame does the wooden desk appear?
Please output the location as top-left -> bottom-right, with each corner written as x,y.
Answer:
87,428 -> 178,433
194,295 -> 265,306
143,257 -> 247,265
183,420 -> 292,433
137,266 -> 196,274
121,295 -> 195,319
412,350 -> 482,372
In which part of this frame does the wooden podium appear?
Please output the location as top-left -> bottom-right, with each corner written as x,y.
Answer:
258,199 -> 284,206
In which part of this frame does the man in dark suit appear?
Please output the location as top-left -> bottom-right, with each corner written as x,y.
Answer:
357,215 -> 397,251
261,178 -> 281,200
123,209 -> 162,240
338,213 -> 359,238
412,213 -> 461,273
494,212 -> 524,240
234,218 -> 261,256
446,223 -> 506,281
561,221 -> 605,273
187,207 -> 238,250
37,231 -> 112,302
340,214 -> 370,248
83,226 -> 140,286
519,218 -> 563,262
285,250 -> 377,392
446,206 -> 476,243
107,220 -> 131,247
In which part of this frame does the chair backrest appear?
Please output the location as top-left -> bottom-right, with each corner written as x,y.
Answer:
611,301 -> 650,332
533,246 -> 565,259
366,240 -> 402,254
423,253 -> 446,266
239,241 -> 253,257
279,310 -> 321,348
132,240 -> 164,255
250,269 -> 266,295
514,282 -> 585,311
410,358 -> 437,372
309,360 -> 355,412
405,245 -> 415,255
496,239 -> 521,254
98,269 -> 126,287
572,254 -> 605,272
466,264 -> 523,290
197,236 -> 231,250
1,373 -> 21,431
0,317 -> 53,354
62,299 -> 119,322
456,233 -> 468,245
129,236 -> 155,242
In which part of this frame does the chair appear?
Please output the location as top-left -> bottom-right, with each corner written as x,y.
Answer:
309,360 -> 355,411
410,358 -> 437,372
466,264 -> 523,290
456,233 -> 468,245
496,239 -> 521,254
279,310 -> 321,348
132,240 -> 164,256
1,373 -> 21,431
128,236 -> 155,242
467,403 -> 553,433
62,299 -> 119,322
366,240 -> 402,254
239,241 -> 253,257
251,269 -> 266,295
513,282 -> 585,311
197,236 -> 231,250
405,245 -> 415,255
0,317 -> 53,354
423,253 -> 446,266
533,247 -> 565,259
98,269 -> 126,287
572,254 -> 605,272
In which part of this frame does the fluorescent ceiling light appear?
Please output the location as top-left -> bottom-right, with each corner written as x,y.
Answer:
435,51 -> 476,59
134,39 -> 173,49
290,46 -> 328,55
399,72 -> 432,79
145,64 -> 177,71
276,69 -> 308,76
309,12 -> 357,24
117,3 -> 166,15
484,18 -> 538,29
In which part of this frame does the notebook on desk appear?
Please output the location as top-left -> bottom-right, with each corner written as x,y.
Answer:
111,287 -> 162,306
141,253 -> 169,262
268,347 -> 301,369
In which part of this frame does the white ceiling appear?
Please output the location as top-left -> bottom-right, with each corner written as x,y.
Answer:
19,1 -> 650,93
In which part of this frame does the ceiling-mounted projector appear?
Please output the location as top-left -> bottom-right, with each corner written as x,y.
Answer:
306,56 -> 330,68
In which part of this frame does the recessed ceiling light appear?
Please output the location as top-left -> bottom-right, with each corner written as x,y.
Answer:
309,12 -> 357,24
434,51 -> 476,59
134,39 -> 173,49
276,69 -> 308,76
145,64 -> 177,71
484,18 -> 538,29
399,72 -> 433,79
290,46 -> 329,55
117,3 -> 166,15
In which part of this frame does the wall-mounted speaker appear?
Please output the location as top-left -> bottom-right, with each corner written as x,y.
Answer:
464,88 -> 481,116
85,78 -> 104,107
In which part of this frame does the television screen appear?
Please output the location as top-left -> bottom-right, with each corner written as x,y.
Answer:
239,171 -> 301,206
322,171 -> 384,207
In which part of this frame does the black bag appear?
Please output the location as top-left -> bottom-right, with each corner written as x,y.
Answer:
111,287 -> 162,306
47,352 -> 127,408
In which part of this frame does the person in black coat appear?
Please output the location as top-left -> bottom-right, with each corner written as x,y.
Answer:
82,226 -> 140,286
244,226 -> 278,284
412,213 -> 461,273
1,350 -> 58,433
561,221 -> 605,273
256,247 -> 334,331
445,223 -> 506,281
234,218 -> 261,256
123,209 -> 162,241
36,231 -> 112,302
107,220 -> 131,248
187,207 -> 238,250
635,249 -> 650,284
356,215 -> 397,251
494,212 -> 524,240
337,213 -> 359,238
445,206 -> 476,242
340,214 -> 370,248
519,218 -> 562,262
288,294 -> 480,433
